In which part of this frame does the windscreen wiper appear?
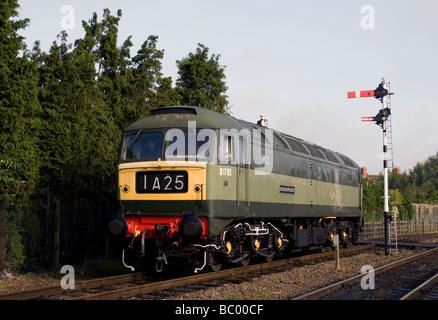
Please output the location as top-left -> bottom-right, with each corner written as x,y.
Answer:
127,129 -> 143,150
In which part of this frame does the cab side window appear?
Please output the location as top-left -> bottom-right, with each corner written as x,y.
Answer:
219,135 -> 233,163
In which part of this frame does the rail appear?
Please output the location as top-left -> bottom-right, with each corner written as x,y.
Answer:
0,272 -> 149,300
400,272 -> 438,300
292,246 -> 438,300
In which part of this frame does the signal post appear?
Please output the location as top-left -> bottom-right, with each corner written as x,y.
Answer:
348,78 -> 394,255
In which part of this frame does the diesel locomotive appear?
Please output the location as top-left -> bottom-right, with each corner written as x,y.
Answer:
109,106 -> 363,272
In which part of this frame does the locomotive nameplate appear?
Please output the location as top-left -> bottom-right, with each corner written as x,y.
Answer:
279,185 -> 295,194
136,171 -> 188,193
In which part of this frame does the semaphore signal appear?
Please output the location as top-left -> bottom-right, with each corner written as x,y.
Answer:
347,90 -> 374,98
347,82 -> 391,101
348,78 -> 394,256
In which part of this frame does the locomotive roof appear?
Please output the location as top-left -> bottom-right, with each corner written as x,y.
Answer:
124,106 -> 358,168
124,106 -> 242,131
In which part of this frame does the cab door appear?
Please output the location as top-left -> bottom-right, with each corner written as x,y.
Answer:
237,136 -> 250,209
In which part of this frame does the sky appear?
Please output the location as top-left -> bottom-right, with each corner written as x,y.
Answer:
17,0 -> 438,174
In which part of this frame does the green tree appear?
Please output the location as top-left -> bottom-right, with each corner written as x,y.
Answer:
151,76 -> 181,108
0,159 -> 29,271
80,9 -> 169,129
129,35 -> 174,119
405,150 -> 438,204
0,159 -> 29,203
0,0 -> 41,202
0,0 -> 41,272
38,28 -> 122,201
176,43 -> 229,114
388,170 -> 415,219
362,176 -> 383,221
35,27 -> 123,266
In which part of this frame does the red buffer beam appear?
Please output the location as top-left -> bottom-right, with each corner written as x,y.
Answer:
347,90 -> 375,99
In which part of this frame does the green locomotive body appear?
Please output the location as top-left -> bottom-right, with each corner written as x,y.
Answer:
110,106 -> 363,272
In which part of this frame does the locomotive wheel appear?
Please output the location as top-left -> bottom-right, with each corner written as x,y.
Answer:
208,256 -> 222,272
265,253 -> 274,263
239,255 -> 251,267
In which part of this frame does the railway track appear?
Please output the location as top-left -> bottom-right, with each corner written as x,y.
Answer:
400,271 -> 438,300
0,271 -> 151,300
0,244 -> 373,300
292,246 -> 438,300
71,245 -> 373,300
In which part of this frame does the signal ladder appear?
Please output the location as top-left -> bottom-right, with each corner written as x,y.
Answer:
385,82 -> 397,252
390,214 -> 398,253
385,82 -> 394,171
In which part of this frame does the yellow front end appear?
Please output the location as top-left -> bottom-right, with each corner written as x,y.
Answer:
118,160 -> 207,203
